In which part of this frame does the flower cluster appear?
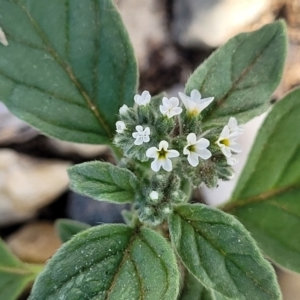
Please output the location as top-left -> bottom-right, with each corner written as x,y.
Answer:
114,89 -> 242,174
114,89 -> 243,225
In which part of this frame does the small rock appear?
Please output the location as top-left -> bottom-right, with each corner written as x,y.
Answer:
278,269 -> 300,300
0,149 -> 70,226
0,103 -> 38,144
46,139 -> 110,158
286,0 -> 300,28
67,192 -> 128,225
117,0 -> 168,70
172,0 -> 272,48
6,222 -> 61,264
275,43 -> 300,98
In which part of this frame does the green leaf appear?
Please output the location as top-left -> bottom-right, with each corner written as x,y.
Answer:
68,161 -> 139,204
223,88 -> 300,273
180,270 -> 216,300
0,238 -> 42,300
0,0 -> 137,144
169,204 -> 281,300
29,224 -> 180,300
185,21 -> 287,128
55,219 -> 90,243
180,271 -> 229,300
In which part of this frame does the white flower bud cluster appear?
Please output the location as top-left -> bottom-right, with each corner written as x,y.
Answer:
134,173 -> 186,226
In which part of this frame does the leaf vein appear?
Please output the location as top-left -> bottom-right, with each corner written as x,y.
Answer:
104,230 -> 138,299
205,30 -> 278,119
178,212 -> 273,296
0,69 -> 88,108
11,0 -> 112,138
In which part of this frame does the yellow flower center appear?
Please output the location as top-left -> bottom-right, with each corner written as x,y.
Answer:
187,144 -> 195,152
220,138 -> 230,147
158,148 -> 167,159
188,109 -> 200,117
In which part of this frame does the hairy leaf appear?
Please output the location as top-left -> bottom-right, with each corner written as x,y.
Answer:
55,219 -> 90,243
169,204 -> 281,300
0,0 -> 137,144
68,161 -> 138,204
29,224 -> 180,300
180,270 -> 216,300
224,88 -> 300,273
0,238 -> 42,300
185,21 -> 287,128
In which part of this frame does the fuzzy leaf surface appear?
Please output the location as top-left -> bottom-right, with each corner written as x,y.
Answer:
0,238 -> 39,300
68,161 -> 138,204
55,219 -> 90,243
180,270 -> 217,300
29,224 -> 180,300
0,0 -> 137,144
224,88 -> 300,273
169,204 -> 281,300
185,21 -> 287,128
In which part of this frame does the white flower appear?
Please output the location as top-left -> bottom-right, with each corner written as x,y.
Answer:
178,89 -> 214,117
216,125 -> 242,158
116,121 -> 126,133
132,125 -> 150,145
146,140 -> 179,172
134,91 -> 151,106
160,97 -> 182,118
119,104 -> 129,115
227,117 -> 243,134
183,133 -> 211,167
227,156 -> 239,166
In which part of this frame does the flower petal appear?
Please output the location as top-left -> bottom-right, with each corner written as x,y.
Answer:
143,135 -> 150,143
228,117 -> 237,128
119,104 -> 129,115
190,89 -> 201,102
221,146 -> 232,158
220,125 -> 230,138
144,127 -> 150,135
196,148 -> 212,160
169,97 -> 180,107
160,105 -> 168,115
196,137 -> 210,149
134,94 -> 141,105
162,97 -> 169,107
151,159 -> 162,172
167,149 -> 179,158
146,147 -> 158,158
142,90 -> 151,103
132,132 -> 139,138
183,146 -> 190,155
159,140 -> 169,151
170,107 -> 182,117
178,92 -> 191,111
230,142 -> 242,153
135,125 -> 143,132
162,158 -> 172,171
134,137 -> 144,145
197,96 -> 214,108
188,152 -> 199,167
187,133 -> 197,145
